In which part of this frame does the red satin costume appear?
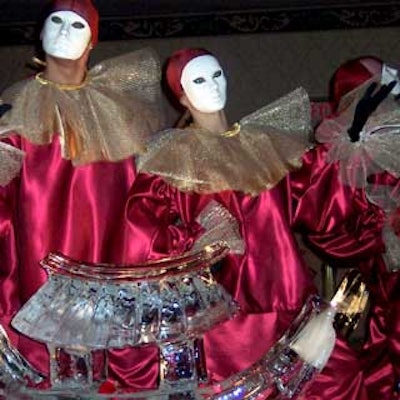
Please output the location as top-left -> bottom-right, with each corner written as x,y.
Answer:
123,48 -> 318,391
123,52 -> 400,399
0,28 -> 398,400
295,57 -> 400,400
125,172 -> 317,386
0,0 -> 167,390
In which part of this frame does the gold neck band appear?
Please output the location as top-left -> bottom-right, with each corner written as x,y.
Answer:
189,122 -> 241,137
35,72 -> 88,91
221,122 -> 241,137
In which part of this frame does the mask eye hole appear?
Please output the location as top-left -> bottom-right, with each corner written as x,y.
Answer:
51,15 -> 63,24
213,70 -> 222,78
72,21 -> 85,29
193,77 -> 205,84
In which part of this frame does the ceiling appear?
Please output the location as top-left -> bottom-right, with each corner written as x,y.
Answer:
0,0 -> 399,46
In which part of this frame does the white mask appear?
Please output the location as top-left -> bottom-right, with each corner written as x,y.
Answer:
181,55 -> 227,113
41,11 -> 92,60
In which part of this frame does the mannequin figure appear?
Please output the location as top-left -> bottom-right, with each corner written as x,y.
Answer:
2,0 -> 163,165
129,49 -> 396,399
126,48 -> 317,385
297,56 -> 400,399
0,0 -> 164,387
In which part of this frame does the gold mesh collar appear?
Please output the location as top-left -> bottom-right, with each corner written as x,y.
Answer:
1,48 -> 165,165
138,87 -> 313,195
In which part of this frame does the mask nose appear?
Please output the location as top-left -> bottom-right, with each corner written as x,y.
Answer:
59,21 -> 70,37
210,79 -> 220,92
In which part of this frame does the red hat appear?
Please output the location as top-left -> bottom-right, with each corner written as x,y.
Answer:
46,0 -> 99,46
330,56 -> 383,111
165,48 -> 212,99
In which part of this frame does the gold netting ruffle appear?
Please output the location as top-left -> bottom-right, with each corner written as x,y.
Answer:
0,140 -> 24,186
138,87 -> 313,195
316,78 -> 400,188
193,200 -> 245,255
1,48 -> 165,165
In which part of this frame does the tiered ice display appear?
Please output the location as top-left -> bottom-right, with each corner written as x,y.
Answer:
0,244 -> 367,399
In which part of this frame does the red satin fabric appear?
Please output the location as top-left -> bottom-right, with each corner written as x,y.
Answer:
0,134 -> 164,389
363,173 -> 400,399
126,172 -> 317,385
292,145 -> 399,400
125,155 -> 400,398
2,130 -> 398,398
292,144 -> 386,262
